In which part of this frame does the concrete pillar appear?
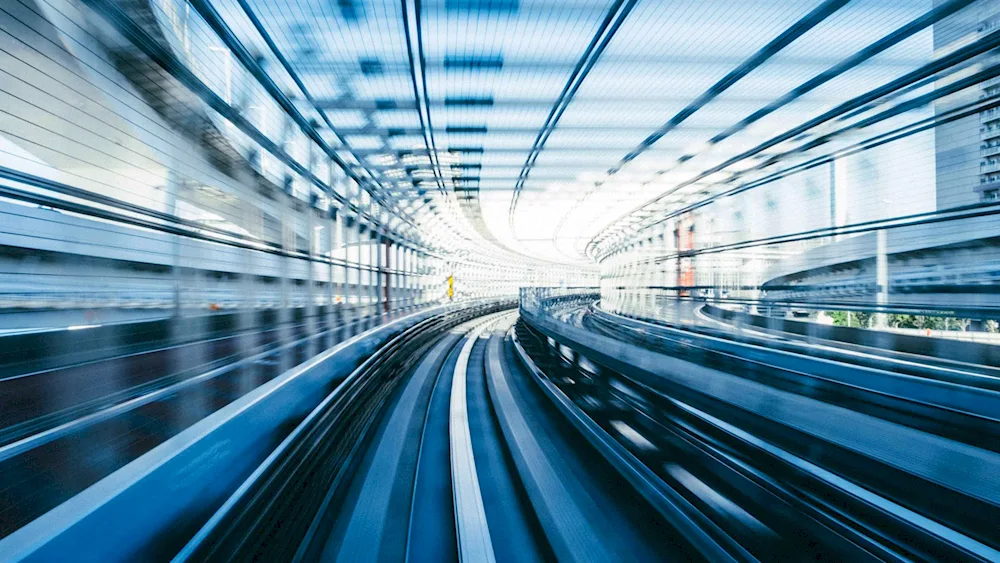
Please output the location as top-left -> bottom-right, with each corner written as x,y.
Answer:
406,247 -> 414,308
305,156 -> 317,357
238,188 -> 261,393
875,228 -> 889,329
348,188 -> 361,331
327,206 -> 336,344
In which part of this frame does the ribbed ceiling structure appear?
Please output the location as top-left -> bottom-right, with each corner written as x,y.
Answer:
207,0 -> 946,264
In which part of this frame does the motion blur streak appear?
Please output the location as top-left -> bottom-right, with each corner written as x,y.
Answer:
0,0 -> 998,560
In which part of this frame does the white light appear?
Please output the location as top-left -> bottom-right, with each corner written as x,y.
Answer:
402,154 -> 431,166
368,154 -> 397,166
437,152 -> 461,165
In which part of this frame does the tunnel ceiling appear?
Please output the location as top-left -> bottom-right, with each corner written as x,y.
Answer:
212,0 -> 934,264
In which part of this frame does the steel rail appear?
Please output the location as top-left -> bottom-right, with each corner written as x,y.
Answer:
174,301 -> 511,561
449,314 -> 504,563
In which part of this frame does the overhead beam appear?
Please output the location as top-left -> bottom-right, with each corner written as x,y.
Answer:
311,96 -> 840,111
288,55 -> 927,75
348,146 -> 695,156
333,125 -> 728,136
401,0 -> 448,197
510,0 -> 638,231
610,0 -> 852,174
590,22 -> 1000,259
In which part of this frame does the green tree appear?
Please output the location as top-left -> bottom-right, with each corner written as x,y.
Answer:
887,314 -> 945,330
828,311 -> 849,326
828,310 -> 873,328
888,314 -> 918,329
916,316 -> 945,330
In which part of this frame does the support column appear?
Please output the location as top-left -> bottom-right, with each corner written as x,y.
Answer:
383,236 -> 391,314
278,178 -> 294,373
403,247 -> 411,308
327,205 -> 337,345
166,169 -> 183,320
357,218 -> 367,318
875,228 -> 889,329
370,219 -> 379,317
335,205 -> 345,328
349,185 -> 362,330
415,251 -> 423,305
360,207 -> 371,324
277,113 -> 295,373
368,216 -> 378,316
305,191 -> 316,358
239,188 -> 261,393
165,168 -> 207,427
398,246 -> 404,309
377,230 -> 386,315
361,221 -> 371,319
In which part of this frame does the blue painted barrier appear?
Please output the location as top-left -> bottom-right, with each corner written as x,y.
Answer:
0,305 -> 452,562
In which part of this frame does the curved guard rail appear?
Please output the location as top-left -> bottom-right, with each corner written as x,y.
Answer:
519,302 -> 1000,551
0,303 -> 468,562
702,303 -> 1000,367
508,325 -> 743,561
590,306 -> 1000,427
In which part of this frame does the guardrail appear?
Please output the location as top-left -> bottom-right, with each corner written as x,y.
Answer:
702,303 -> 1000,367
519,294 -> 1000,553
518,286 -> 598,318
0,304 -> 387,378
0,301 -> 491,562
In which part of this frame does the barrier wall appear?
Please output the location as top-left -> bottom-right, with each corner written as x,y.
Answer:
0,305 -> 453,562
702,304 -> 1000,367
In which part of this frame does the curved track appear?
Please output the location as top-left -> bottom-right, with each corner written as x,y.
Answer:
519,299 -> 1000,560
317,311 -> 695,562
0,308 -> 387,538
32,297 -> 988,561
177,308 -> 700,561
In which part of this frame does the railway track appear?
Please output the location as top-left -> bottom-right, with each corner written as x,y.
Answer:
176,307 -> 689,561
30,298 -> 993,560
518,300 -> 1000,560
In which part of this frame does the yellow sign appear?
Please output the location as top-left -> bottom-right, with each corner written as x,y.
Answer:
447,275 -> 454,299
